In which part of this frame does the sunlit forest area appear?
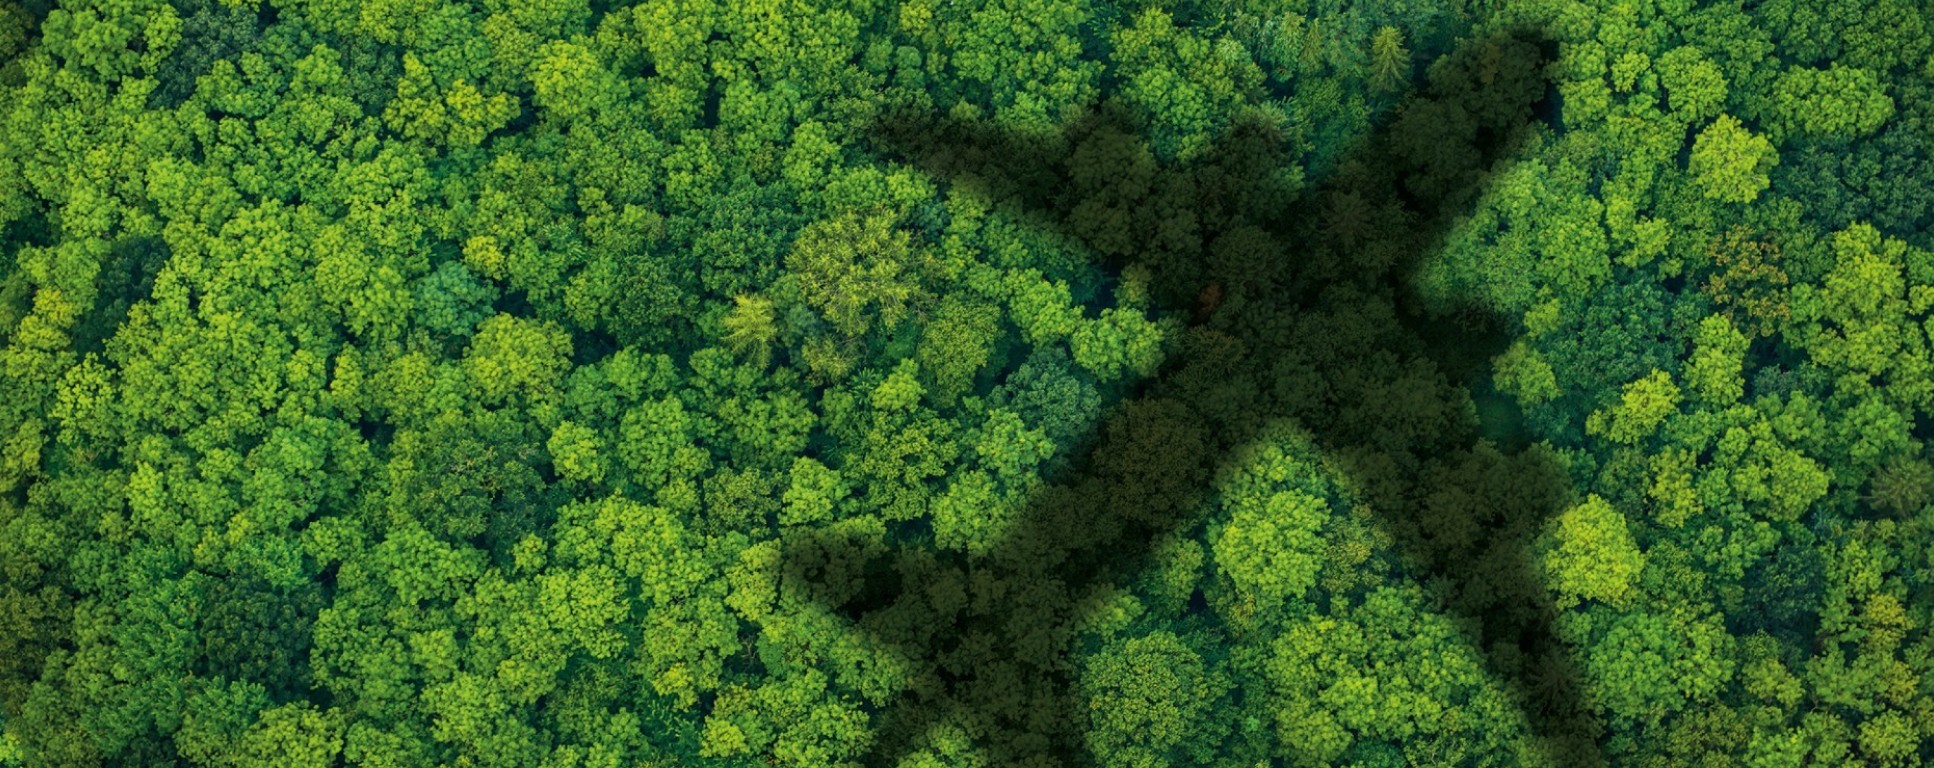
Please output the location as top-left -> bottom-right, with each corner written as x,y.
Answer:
2,0 -> 1933,763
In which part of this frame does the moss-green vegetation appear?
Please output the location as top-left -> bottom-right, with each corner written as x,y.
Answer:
2,0 -> 1933,765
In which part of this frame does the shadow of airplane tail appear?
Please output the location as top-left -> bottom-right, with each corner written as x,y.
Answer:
779,23 -> 1608,767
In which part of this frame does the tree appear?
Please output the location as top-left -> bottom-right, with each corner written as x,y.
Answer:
413,261 -> 499,340
1369,27 -> 1409,92
1587,370 -> 1682,446
1263,587 -> 1536,767
530,40 -> 625,121
721,293 -> 778,368
1689,115 -> 1777,204
1539,495 -> 1646,610
1069,307 -> 1170,383
463,314 -> 573,407
915,297 -> 999,407
1494,340 -> 1561,404
785,209 -> 924,339
1212,489 -> 1327,615
1763,64 -> 1895,142
1703,227 -> 1790,338
547,421 -> 605,483
1079,631 -> 1230,768
1109,8 -> 1263,162
1863,454 -> 1934,516
1655,46 -> 1727,124
1685,315 -> 1749,405
232,703 -> 346,768
780,457 -> 847,526
1577,608 -> 1736,731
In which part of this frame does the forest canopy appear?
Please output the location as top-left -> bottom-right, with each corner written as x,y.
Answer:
2,0 -> 1934,766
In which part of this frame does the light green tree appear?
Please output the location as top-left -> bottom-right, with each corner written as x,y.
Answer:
1688,115 -> 1777,204
1539,495 -> 1646,609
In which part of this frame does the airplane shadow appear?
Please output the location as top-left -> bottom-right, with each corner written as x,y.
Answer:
778,24 -> 1607,767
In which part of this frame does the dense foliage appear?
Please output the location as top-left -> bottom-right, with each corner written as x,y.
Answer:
2,0 -> 1933,765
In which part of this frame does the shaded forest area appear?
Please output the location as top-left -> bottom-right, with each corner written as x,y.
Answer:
2,0 -> 1933,766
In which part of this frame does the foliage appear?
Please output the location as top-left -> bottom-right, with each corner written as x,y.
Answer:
4,0 -> 1934,765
